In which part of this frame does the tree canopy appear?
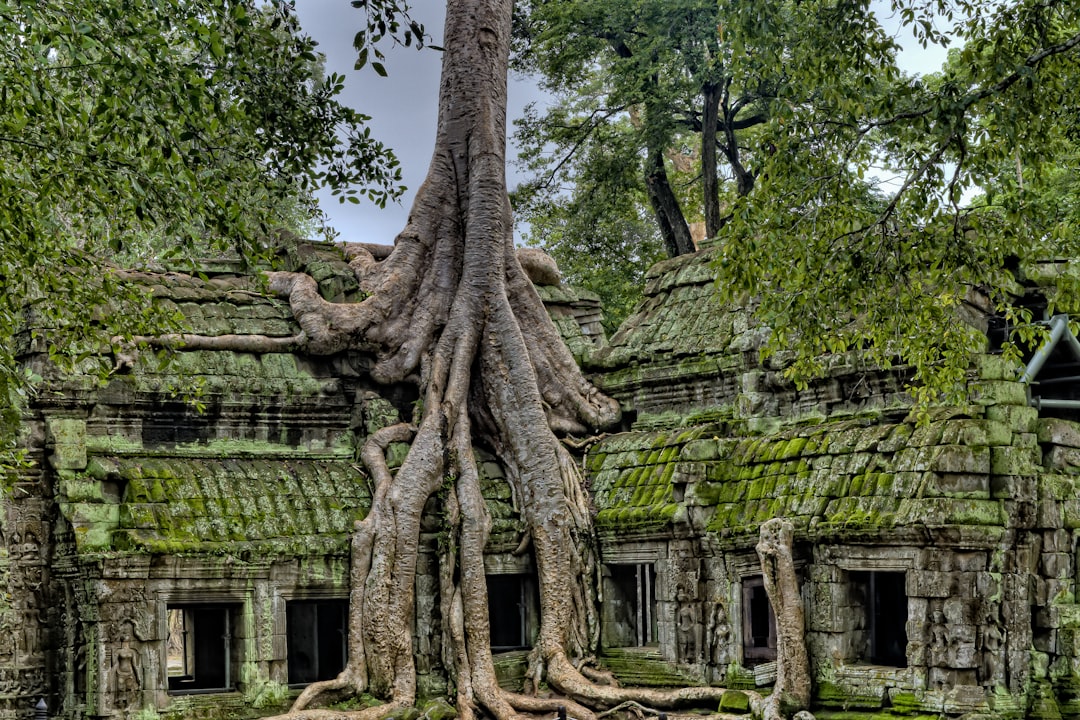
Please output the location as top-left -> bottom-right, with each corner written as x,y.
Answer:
515,0 -> 1080,403
0,0 -> 412,474
512,0 -> 902,252
510,0 -> 906,333
714,0 -> 1080,402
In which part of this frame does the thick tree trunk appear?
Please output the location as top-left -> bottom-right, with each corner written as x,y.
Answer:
644,144 -> 696,257
201,1 -> 789,718
701,82 -> 722,241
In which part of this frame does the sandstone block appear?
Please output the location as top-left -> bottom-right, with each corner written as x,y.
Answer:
991,474 -> 1036,501
969,380 -> 1028,406
991,446 -> 1042,475
1038,417 -> 1080,448
986,404 -> 1038,433
1041,552 -> 1072,579
930,472 -> 990,498
931,445 -> 990,474
46,416 -> 87,470
974,353 -> 1023,381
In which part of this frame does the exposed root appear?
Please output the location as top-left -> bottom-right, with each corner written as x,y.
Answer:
576,660 -> 618,687
282,423 -> 420,716
511,530 -> 532,556
287,675 -> 356,715
260,700 -> 410,720
112,332 -> 306,372
559,434 -> 609,451
596,701 -> 648,720
597,707 -> 760,720
504,693 -> 595,720
237,3 -> 815,720
545,651 -> 756,712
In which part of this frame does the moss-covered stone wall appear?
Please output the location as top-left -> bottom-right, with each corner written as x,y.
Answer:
4,243 -> 604,720
12,240 -> 1080,720
581,247 -> 1080,718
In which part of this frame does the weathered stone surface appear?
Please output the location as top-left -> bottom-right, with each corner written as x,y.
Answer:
15,244 -> 1080,720
46,417 -> 87,470
1038,417 -> 1080,448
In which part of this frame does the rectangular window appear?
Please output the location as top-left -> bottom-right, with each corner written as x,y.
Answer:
603,563 -> 658,647
850,571 -> 908,667
287,599 -> 348,686
741,576 -> 777,664
166,604 -> 238,693
487,574 -> 538,651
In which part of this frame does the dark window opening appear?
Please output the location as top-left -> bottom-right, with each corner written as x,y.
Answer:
487,574 -> 538,651
603,563 -> 658,647
287,599 -> 348,686
851,571 -> 908,667
742,576 -> 777,664
166,604 -> 239,693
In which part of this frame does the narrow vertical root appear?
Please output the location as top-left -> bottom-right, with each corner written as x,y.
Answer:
756,519 -> 810,720
450,408 -> 519,720
289,423 -> 418,713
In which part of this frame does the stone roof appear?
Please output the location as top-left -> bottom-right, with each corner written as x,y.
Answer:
78,456 -> 370,556
587,406 -> 1037,546
584,245 -> 1076,548
589,245 -> 912,430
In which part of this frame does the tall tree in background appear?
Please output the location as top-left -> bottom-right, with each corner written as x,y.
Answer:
515,0 -> 1080,401
512,0 -> 902,258
714,0 -> 1080,401
510,0 -> 904,335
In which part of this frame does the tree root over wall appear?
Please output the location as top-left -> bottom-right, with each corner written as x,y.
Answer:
141,1 -> 814,719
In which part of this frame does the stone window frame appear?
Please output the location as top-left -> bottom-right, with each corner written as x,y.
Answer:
741,575 -> 777,664
729,552 -> 793,668
600,543 -> 668,651
830,547 -> 916,672
278,587 -> 350,687
157,588 -> 247,696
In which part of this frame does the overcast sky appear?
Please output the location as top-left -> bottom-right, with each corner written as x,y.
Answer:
294,2 -> 950,245
293,4 -> 548,245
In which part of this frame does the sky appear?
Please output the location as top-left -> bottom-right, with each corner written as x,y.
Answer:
294,3 -> 548,245
294,2 -> 952,246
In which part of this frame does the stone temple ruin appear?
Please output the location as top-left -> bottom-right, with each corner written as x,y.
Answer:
5,239 -> 1080,719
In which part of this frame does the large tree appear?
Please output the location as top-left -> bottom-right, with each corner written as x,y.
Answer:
512,0 -> 902,257
255,1 -> 765,718
259,0 -> 1080,716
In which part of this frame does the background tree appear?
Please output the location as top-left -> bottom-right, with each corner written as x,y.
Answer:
714,0 -> 1080,402
511,117 -> 666,333
510,0 -> 904,332
512,0 -> 903,254
0,0 -> 416,474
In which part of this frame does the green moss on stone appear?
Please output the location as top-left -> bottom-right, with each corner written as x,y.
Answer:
718,690 -> 751,714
